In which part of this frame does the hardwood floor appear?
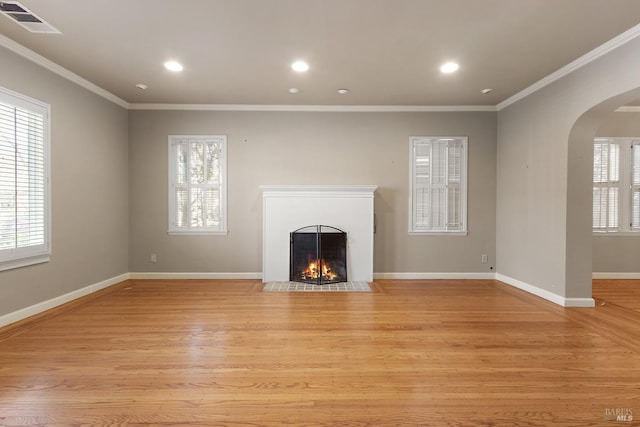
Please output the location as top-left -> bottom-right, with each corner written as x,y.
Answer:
1,279 -> 639,426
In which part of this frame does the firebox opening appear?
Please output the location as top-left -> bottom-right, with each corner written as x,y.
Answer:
290,225 -> 347,285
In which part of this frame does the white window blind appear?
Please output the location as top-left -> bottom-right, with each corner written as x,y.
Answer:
409,137 -> 467,234
168,135 -> 227,234
0,87 -> 50,271
593,140 -> 620,231
593,137 -> 640,233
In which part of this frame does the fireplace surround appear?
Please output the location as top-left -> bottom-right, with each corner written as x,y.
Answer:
260,185 -> 377,283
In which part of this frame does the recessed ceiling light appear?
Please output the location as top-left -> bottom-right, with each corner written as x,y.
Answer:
440,61 -> 459,74
291,60 -> 309,72
136,83 -> 148,90
164,60 -> 183,72
337,88 -> 350,95
289,88 -> 300,94
481,88 -> 493,94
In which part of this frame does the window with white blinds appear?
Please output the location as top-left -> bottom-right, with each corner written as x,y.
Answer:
409,136 -> 467,234
0,87 -> 50,271
593,137 -> 640,233
168,135 -> 227,234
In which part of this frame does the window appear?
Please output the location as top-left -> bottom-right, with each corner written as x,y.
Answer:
168,135 -> 227,234
409,136 -> 467,234
593,137 -> 640,233
0,86 -> 50,271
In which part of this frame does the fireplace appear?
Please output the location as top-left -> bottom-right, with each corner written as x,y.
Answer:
290,225 -> 347,285
260,185 -> 376,283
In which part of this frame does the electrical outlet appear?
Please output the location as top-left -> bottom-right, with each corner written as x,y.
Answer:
481,254 -> 488,264
150,253 -> 157,263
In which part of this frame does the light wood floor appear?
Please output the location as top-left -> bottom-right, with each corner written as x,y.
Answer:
0,279 -> 639,426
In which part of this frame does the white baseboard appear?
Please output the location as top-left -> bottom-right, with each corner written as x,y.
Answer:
374,272 -> 496,280
0,272 -> 261,329
592,272 -> 640,279
562,298 -> 597,307
495,273 -> 595,307
129,272 -> 262,280
0,272 -> 130,329
2,270 -> 603,330
376,272 -> 596,307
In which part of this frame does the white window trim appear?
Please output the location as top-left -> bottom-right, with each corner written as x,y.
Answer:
408,136 -> 468,235
593,137 -> 640,235
0,86 -> 51,271
593,231 -> 639,236
167,135 -> 228,235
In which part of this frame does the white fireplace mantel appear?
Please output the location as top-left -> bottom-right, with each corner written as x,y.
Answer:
260,185 -> 377,283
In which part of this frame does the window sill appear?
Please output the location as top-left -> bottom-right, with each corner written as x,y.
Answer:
409,231 -> 469,236
593,231 -> 640,236
0,254 -> 50,272
167,230 -> 228,236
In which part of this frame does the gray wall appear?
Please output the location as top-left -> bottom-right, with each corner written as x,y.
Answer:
593,111 -> 640,273
497,36 -> 640,300
0,46 -> 129,317
128,110 -> 497,275
10,24 -> 640,319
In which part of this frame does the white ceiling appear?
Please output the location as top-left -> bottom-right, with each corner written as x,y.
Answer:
2,0 -> 640,107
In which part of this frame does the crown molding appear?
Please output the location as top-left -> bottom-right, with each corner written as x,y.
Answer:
3,21 -> 640,114
0,34 -> 130,109
128,103 -> 497,112
497,23 -> 640,111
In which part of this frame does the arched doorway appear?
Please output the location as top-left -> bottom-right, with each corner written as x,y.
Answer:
496,33 -> 640,307
566,88 -> 640,299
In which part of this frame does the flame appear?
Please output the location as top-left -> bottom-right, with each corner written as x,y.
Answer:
300,258 -> 337,281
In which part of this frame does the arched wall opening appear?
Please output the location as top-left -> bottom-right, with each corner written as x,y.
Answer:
566,88 -> 640,299
592,107 -> 640,275
497,31 -> 640,307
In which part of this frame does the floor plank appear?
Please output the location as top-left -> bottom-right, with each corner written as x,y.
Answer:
0,279 -> 639,426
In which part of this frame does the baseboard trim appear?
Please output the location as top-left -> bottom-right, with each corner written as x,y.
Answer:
1,269 -> 604,329
592,272 -> 640,279
563,298 -> 598,308
374,272 -> 496,280
0,272 -> 130,329
496,273 -> 595,307
129,272 -> 262,280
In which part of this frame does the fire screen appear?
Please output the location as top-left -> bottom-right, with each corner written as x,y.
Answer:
289,225 -> 347,285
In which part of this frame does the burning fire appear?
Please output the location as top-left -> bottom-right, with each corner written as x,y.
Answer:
300,258 -> 337,281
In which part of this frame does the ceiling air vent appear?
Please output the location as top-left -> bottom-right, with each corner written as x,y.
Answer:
0,1 -> 60,33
